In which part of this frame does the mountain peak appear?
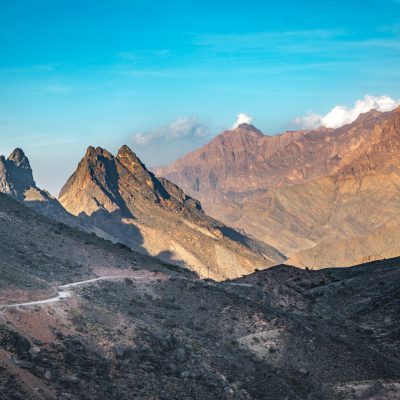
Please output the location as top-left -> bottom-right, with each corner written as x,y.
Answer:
7,148 -> 35,186
85,145 -> 96,157
235,123 -> 263,134
117,144 -> 140,162
208,123 -> 264,144
59,144 -> 281,280
0,148 -> 35,198
118,144 -> 135,155
8,148 -> 29,166
117,144 -> 148,174
84,146 -> 114,161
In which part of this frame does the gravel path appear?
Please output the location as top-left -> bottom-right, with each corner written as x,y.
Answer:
0,275 -> 144,308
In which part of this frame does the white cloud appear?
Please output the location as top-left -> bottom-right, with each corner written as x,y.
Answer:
293,112 -> 322,130
132,117 -> 208,147
294,95 -> 400,129
132,132 -> 152,146
232,113 -> 253,129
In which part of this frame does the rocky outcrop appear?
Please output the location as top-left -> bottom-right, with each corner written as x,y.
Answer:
59,145 -> 284,280
0,149 -> 76,225
0,148 -> 35,198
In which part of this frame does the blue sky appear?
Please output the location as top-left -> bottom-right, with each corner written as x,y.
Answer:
0,0 -> 399,195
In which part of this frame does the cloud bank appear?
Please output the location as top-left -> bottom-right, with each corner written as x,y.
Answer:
133,117 -> 208,147
295,95 -> 400,129
232,113 -> 253,129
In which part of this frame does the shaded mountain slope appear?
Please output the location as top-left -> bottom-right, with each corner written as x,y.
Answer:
0,192 -> 177,295
0,193 -> 400,399
59,145 -> 284,280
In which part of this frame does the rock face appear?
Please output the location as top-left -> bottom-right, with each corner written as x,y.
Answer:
59,145 -> 203,218
0,148 -> 35,197
155,123 -> 316,205
0,148 -> 75,224
155,107 -> 400,268
59,145 -> 284,280
155,111 -> 392,206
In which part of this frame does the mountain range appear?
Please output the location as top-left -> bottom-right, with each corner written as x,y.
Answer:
156,106 -> 400,268
0,146 -> 283,281
1,106 -> 400,398
3,106 -> 400,272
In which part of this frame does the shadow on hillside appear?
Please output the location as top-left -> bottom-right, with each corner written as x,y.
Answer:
24,198 -> 81,228
77,208 -> 145,253
77,209 -> 198,276
2,193 -> 199,281
155,250 -> 200,279
220,225 -> 286,260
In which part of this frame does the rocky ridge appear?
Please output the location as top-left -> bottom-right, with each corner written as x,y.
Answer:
58,145 -> 284,280
155,107 -> 400,268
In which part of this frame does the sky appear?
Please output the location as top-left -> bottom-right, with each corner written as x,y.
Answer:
0,0 -> 399,195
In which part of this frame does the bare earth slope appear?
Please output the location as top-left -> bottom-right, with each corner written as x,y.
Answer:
156,107 -> 400,268
59,145 -> 284,280
0,193 -> 400,399
0,192 -> 174,296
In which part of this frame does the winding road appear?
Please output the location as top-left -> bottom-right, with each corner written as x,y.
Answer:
0,275 -> 142,308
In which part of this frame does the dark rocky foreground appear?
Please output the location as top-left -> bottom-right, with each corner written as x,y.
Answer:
0,193 -> 399,399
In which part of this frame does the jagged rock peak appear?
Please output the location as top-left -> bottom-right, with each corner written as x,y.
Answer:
80,145 -> 152,184
8,147 -> 25,160
85,146 -> 114,161
117,145 -> 142,163
117,144 -> 142,163
8,148 -> 31,167
85,146 -> 96,157
6,148 -> 35,187
118,144 -> 135,155
117,144 -> 149,174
